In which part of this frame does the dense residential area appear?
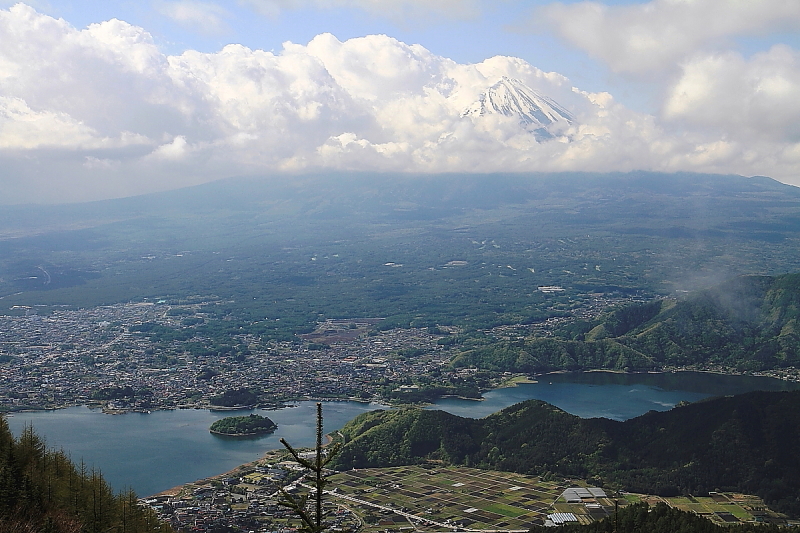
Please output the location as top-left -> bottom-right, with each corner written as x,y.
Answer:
144,449 -> 362,533
3,280 -> 800,414
0,301 -> 461,411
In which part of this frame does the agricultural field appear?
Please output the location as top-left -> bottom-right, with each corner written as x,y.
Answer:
327,466 -> 795,532
328,465 -> 601,531
624,492 -> 795,527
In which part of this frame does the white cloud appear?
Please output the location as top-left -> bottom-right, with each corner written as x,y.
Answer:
83,156 -> 122,170
0,96 -> 151,150
0,3 -> 184,142
156,1 -> 230,35
0,96 -> 100,149
1,3 -> 800,204
239,0 -> 480,21
664,45 -> 800,142
150,135 -> 190,160
540,0 -> 800,74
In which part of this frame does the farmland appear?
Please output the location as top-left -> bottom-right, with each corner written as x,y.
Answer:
622,492 -> 792,526
328,466 -> 605,531
326,466 -> 795,532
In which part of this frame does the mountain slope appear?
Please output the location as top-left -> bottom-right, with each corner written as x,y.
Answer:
613,274 -> 800,369
454,273 -> 800,373
461,77 -> 574,139
3,171 -> 800,341
334,390 -> 800,516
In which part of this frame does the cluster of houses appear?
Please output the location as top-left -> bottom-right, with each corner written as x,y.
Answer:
144,458 -> 360,533
0,302 -> 459,412
5,297 -> 797,415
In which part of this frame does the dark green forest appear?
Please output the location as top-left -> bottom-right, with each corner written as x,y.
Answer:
334,390 -> 800,516
454,273 -> 800,373
536,502 -> 783,533
208,388 -> 260,407
209,414 -> 276,436
0,416 -> 170,533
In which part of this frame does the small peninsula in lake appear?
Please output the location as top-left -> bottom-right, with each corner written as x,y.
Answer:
209,414 -> 277,436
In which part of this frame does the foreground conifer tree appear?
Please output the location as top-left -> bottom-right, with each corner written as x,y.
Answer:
0,416 -> 170,533
278,403 -> 341,533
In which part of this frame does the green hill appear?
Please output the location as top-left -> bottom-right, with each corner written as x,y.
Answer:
615,274 -> 800,370
334,390 -> 800,516
209,413 -> 277,436
455,273 -> 800,373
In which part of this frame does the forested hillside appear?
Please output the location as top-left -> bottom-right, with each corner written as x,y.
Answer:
334,390 -> 800,516
209,414 -> 277,436
0,417 -> 170,533
454,273 -> 800,373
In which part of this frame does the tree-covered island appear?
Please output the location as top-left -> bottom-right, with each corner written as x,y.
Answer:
209,413 -> 277,436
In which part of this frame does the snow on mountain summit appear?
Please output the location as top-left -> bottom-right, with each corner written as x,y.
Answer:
462,77 -> 575,140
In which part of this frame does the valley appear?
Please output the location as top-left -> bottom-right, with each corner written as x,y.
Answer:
5,172 -> 800,531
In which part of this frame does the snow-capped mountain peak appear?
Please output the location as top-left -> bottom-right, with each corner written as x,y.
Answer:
461,77 -> 575,140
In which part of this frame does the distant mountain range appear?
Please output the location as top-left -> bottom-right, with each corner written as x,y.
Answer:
462,77 -> 575,140
333,390 -> 800,517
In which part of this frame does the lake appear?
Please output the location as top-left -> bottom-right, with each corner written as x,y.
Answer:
429,371 -> 800,420
6,371 -> 799,496
5,400 -> 385,498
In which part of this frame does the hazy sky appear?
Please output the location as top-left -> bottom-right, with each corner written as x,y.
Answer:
1,0 -> 800,204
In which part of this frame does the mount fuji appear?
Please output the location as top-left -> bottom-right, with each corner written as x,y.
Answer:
461,77 -> 575,141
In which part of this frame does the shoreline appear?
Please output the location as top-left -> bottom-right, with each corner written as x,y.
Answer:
122,368 -> 799,498
5,366 -> 799,416
537,366 -> 800,382
209,428 -> 277,437
151,426 -> 345,499
150,454 -> 270,498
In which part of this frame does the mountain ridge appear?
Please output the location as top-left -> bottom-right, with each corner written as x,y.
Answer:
454,272 -> 800,374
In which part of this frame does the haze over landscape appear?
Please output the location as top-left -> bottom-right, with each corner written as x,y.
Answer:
4,2 -> 800,533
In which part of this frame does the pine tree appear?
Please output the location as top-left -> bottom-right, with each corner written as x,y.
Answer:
0,415 -> 171,533
278,403 -> 341,533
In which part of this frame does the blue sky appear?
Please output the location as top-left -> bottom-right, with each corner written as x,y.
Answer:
1,0 -> 800,203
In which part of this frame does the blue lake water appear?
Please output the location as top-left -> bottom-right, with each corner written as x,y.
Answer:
6,371 -> 799,497
428,371 -> 800,420
6,401 -> 384,498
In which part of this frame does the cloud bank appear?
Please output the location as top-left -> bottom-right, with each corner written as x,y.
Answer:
540,0 -> 800,75
1,3 -> 799,203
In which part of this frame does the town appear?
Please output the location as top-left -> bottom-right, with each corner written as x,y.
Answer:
2,289 -> 797,414
0,301 -> 459,412
144,449 -> 365,533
